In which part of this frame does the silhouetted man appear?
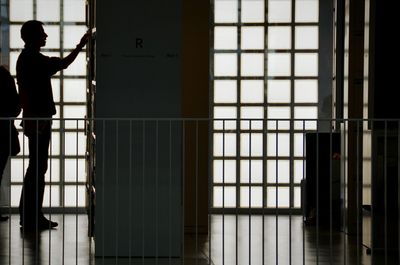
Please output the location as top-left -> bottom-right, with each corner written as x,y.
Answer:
17,20 -> 89,230
0,65 -> 21,222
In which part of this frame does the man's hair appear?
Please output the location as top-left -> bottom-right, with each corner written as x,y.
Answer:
20,20 -> 44,44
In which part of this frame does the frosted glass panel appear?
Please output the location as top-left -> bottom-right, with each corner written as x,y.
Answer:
213,187 -> 236,208
241,107 -> 264,130
295,53 -> 318,76
65,158 -> 86,182
51,78 -> 61,102
64,185 -> 85,207
64,0 -> 86,22
267,80 -> 291,103
64,79 -> 86,102
214,160 -> 236,183
241,53 -> 264,77
214,133 -> 237,157
267,107 -> 290,129
214,80 -> 237,103
241,133 -> 263,157
241,27 -> 264,50
214,26 -> 237,50
294,106 -> 318,129
63,52 -> 86,76
11,185 -> 22,207
240,160 -> 263,183
214,54 -> 237,77
43,25 -> 60,49
9,51 -> 19,75
241,80 -> 264,103
267,53 -> 291,76
63,25 -> 88,49
45,159 -> 60,182
294,187 -> 301,208
294,133 -> 304,157
10,25 -> 24,49
214,107 -> 237,130
242,0 -> 264,23
65,132 -> 86,155
37,0 -> 60,21
268,0 -> 291,23
295,26 -> 318,49
267,160 -> 290,183
11,158 -> 28,182
64,105 -> 86,129
294,80 -> 318,103
51,132 -> 60,155
267,187 -> 290,208
240,187 -> 263,208
43,186 -> 60,207
215,0 -> 238,23
295,0 -> 319,22
10,0 -> 33,21
293,160 -> 304,183
17,134 -> 29,156
267,133 -> 290,157
268,27 -> 291,50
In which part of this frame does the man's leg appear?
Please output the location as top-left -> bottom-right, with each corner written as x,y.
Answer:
19,127 -> 50,226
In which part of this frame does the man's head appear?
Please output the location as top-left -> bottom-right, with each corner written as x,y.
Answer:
20,20 -> 47,48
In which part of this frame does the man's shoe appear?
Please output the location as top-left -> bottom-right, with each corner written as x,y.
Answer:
20,218 -> 58,230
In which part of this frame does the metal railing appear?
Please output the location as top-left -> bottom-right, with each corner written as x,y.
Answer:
0,117 -> 399,264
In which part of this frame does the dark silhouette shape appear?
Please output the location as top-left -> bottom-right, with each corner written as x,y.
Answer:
0,65 -> 21,221
16,20 -> 89,230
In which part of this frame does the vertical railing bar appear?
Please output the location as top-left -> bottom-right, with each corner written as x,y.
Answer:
7,121 -> 11,265
195,120 -> 199,265
115,120 -> 119,264
88,119 -> 92,265
156,120 -> 159,264
142,120 -> 146,264
76,120 -> 79,265
330,122 -> 333,265
316,123 -> 319,265
302,120 -> 305,265
22,120 -> 26,265
356,120 -> 360,265
222,119 -> 225,265
208,119 -> 212,265
182,120 -> 186,265
262,117 -> 266,265
249,120 -> 252,265
101,120 -> 105,265
370,120 -> 374,259
169,120 -> 172,265
62,119 -> 65,265
384,120 -> 388,265
129,120 -> 133,264
49,118 -> 53,265
36,120 -> 39,263
275,119 -> 278,265
343,120 -> 347,265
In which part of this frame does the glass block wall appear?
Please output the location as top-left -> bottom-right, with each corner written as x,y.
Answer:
212,0 -> 320,210
5,0 -> 87,208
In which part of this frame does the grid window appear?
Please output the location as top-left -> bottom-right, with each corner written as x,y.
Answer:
6,0 -> 88,209
212,0 -> 319,210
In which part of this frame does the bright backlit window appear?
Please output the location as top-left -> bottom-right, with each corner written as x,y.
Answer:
212,0 -> 319,209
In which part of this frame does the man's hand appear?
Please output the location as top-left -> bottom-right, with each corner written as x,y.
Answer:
77,31 -> 90,50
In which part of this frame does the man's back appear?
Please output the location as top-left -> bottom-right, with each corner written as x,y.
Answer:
16,48 -> 61,118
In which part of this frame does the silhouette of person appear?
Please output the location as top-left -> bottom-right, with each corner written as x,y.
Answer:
0,65 -> 21,222
17,20 -> 89,230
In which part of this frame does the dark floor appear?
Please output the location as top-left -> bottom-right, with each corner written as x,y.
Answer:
0,214 -> 396,264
